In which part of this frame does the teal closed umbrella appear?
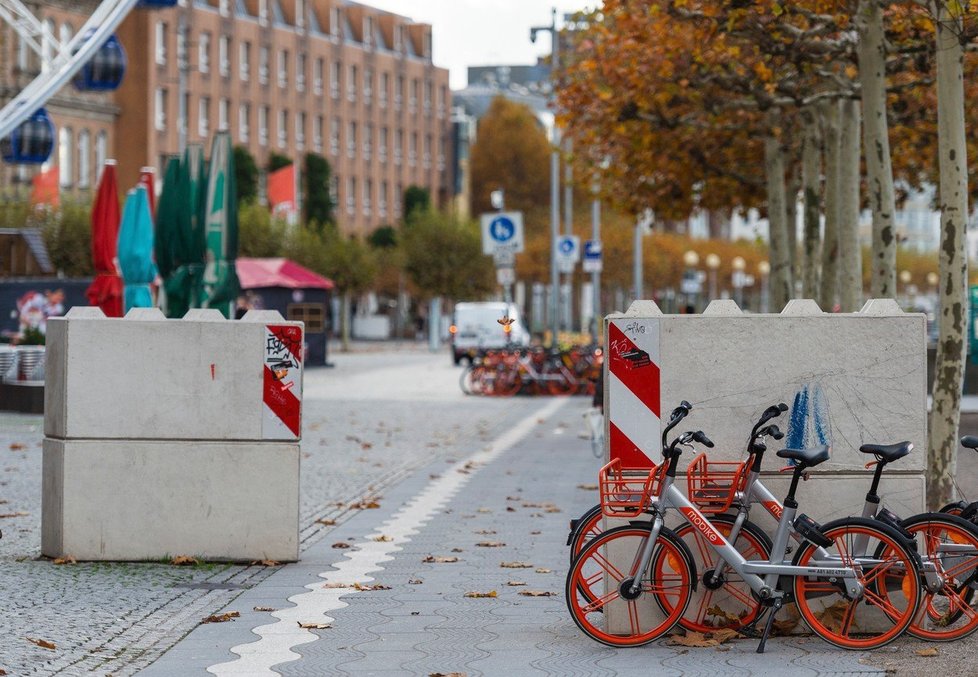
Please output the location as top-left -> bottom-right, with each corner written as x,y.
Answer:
117,186 -> 158,312
202,132 -> 240,317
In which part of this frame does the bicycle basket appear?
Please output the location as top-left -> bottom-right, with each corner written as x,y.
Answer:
598,458 -> 662,518
685,452 -> 749,514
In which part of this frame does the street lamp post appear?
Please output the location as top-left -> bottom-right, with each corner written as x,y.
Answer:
732,256 -> 746,308
682,250 -> 700,312
706,253 -> 721,302
758,260 -> 771,313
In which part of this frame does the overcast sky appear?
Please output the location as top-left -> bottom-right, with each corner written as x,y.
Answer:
364,0 -> 590,89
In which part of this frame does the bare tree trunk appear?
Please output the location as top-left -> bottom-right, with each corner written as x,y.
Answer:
785,167 -> 800,292
839,98 -> 863,312
765,129 -> 792,312
857,0 -> 898,298
801,106 -> 823,299
927,1 -> 969,509
820,99 -> 842,311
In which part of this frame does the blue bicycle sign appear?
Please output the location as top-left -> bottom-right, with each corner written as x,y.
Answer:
480,211 -> 525,255
489,216 -> 515,243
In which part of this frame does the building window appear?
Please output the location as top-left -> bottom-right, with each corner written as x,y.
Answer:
295,0 -> 304,28
41,19 -> 54,73
296,111 -> 306,150
219,36 -> 230,77
277,49 -> 288,88
314,115 -> 323,153
16,34 -> 29,71
394,128 -> 402,166
394,25 -> 403,52
379,72 -> 389,108
259,105 -> 269,146
347,121 -> 356,158
410,78 -> 418,112
330,117 -> 339,156
364,124 -> 372,161
379,181 -> 388,218
364,16 -> 374,46
330,61 -> 340,99
155,87 -> 168,130
424,79 -> 432,115
259,0 -> 268,25
329,174 -> 338,205
424,134 -> 431,169
219,0 -> 229,16
395,182 -> 402,217
395,75 -> 403,109
364,179 -> 372,216
259,46 -> 269,85
239,41 -> 250,80
347,64 -> 357,102
346,177 -> 356,215
438,85 -> 446,118
314,58 -> 324,95
438,135 -> 445,171
198,97 -> 210,137
424,29 -> 432,58
239,104 -> 250,143
199,32 -> 210,74
364,68 -> 373,104
409,132 -> 417,166
286,303 -> 324,333
329,7 -> 339,37
77,130 -> 91,189
277,109 -> 288,148
58,127 -> 73,188
181,92 -> 190,136
155,21 -> 167,65
379,126 -> 388,164
296,53 -> 306,92
219,98 -> 229,131
95,131 -> 107,170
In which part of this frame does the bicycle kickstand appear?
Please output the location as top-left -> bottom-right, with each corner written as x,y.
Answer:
755,598 -> 783,654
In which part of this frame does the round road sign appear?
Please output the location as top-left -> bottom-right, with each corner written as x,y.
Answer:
489,216 -> 516,243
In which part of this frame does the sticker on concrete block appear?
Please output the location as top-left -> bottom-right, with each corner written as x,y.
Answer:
607,319 -> 660,468
263,324 -> 303,439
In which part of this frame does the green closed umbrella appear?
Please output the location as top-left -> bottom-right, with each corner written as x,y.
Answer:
202,132 -> 240,318
158,145 -> 208,317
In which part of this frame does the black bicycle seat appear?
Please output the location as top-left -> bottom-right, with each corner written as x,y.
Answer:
776,445 -> 830,467
858,441 -> 912,463
962,436 -> 978,451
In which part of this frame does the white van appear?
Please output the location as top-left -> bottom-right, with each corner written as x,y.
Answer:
449,301 -> 530,365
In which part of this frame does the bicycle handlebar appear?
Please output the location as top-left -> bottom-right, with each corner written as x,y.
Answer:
661,400 -> 693,453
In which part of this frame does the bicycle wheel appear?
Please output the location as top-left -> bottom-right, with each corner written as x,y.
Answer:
568,504 -> 604,564
664,514 -> 772,632
892,513 -> 978,641
792,518 -> 921,650
459,365 -> 482,395
489,367 -> 521,397
566,524 -> 693,647
545,364 -> 577,396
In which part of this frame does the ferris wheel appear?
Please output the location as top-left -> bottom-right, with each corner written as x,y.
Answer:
0,0 -> 175,164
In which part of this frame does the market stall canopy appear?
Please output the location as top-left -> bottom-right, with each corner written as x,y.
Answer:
236,258 -> 334,291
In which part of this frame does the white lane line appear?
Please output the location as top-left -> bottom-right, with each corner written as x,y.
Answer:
207,397 -> 568,677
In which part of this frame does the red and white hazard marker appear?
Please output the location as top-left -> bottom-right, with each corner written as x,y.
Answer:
607,319 -> 661,467
262,324 -> 303,439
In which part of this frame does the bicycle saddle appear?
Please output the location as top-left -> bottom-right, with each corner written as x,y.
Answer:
962,436 -> 978,450
858,441 -> 912,463
776,444 -> 830,467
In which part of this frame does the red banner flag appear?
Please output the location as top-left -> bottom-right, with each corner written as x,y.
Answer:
267,164 -> 297,224
30,166 -> 60,208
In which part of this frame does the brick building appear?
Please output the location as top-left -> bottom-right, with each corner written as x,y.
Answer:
1,0 -> 452,237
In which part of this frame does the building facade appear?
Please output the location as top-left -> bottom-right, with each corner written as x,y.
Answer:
1,0 -> 451,237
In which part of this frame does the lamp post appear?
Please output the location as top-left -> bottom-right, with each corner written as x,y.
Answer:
758,260 -> 771,313
732,256 -> 746,308
682,250 -> 700,312
705,253 -> 721,301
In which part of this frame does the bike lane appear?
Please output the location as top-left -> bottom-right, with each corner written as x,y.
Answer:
139,396 -> 885,677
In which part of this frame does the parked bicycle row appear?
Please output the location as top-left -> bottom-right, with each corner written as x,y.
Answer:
459,345 -> 602,397
566,401 -> 978,652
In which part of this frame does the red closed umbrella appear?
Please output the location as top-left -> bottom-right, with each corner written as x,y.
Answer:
85,160 -> 124,317
138,166 -> 156,218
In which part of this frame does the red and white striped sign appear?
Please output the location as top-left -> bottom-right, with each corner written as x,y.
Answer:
262,324 -> 303,439
607,318 -> 661,467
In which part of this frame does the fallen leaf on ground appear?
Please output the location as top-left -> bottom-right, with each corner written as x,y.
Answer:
474,529 -> 497,535
917,648 -> 938,657
26,638 -> 56,650
576,484 -> 598,490
316,518 -> 336,526
476,541 -> 505,548
9,443 -> 25,451
506,507 -> 516,512
505,496 -> 521,501
350,500 -> 381,510
202,612 -> 240,624
372,535 -> 393,542
297,622 -> 331,629
506,581 -> 526,586
519,590 -> 555,597
544,507 -> 561,513
530,531 -> 541,535
1,667 -> 8,674
332,542 -> 352,549
464,591 -> 498,598
711,629 -> 742,644
535,568 -> 552,574
254,606 -> 276,612
170,555 -> 198,566
423,555 -> 459,563
353,583 -> 391,591
0,512 -> 28,519
771,602 -> 801,635
53,556 -> 76,565
323,582 -> 353,588
451,547 -> 464,553
705,605 -> 743,625
477,508 -> 492,513
252,559 -> 280,566
408,579 -> 423,584
429,672 -> 466,677
411,611 -> 420,615
500,561 -> 533,569
814,601 -> 852,635
667,631 -> 719,648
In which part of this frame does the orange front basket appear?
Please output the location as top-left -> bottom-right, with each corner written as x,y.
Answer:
598,458 -> 663,518
685,452 -> 749,514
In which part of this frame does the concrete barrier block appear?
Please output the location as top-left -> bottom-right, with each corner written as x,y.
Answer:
44,311 -> 303,441
781,299 -> 823,315
624,300 -> 663,316
703,300 -> 743,316
182,308 -> 227,321
41,438 -> 299,561
860,298 -> 904,316
125,308 -> 167,320
241,309 -> 286,322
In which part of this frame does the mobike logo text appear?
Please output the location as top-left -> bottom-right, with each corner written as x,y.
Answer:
678,507 -> 724,547
763,501 -> 784,520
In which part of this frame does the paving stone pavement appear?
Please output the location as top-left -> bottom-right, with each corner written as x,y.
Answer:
140,396 -> 890,677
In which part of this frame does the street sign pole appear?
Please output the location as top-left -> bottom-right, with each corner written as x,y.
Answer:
550,146 -> 560,348
591,196 -> 601,343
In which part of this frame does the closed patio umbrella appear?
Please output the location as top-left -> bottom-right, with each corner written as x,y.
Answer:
117,185 -> 158,312
85,160 -> 123,317
202,132 -> 240,317
159,145 -> 207,317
